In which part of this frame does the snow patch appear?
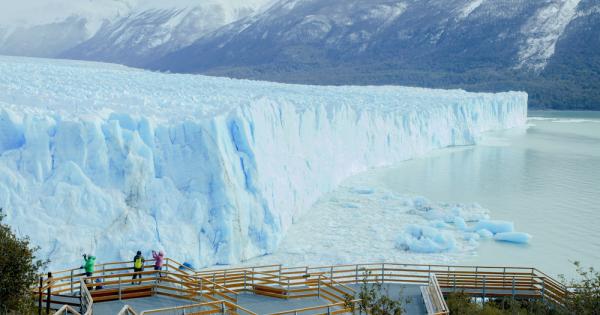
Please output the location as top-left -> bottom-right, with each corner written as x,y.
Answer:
457,0 -> 485,20
516,0 -> 582,72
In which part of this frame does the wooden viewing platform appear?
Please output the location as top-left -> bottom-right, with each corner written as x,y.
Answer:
36,258 -> 568,315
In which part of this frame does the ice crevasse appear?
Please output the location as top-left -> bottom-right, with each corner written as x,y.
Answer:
0,56 -> 528,269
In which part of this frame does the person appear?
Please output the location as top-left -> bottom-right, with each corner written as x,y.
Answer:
81,254 -> 96,284
152,250 -> 165,280
94,278 -> 104,290
132,250 -> 145,285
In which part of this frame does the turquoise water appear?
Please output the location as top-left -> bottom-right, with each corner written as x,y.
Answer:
371,111 -> 600,277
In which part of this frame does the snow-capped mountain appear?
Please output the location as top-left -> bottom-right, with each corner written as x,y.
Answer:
1,0 -> 597,109
60,0 -> 274,66
150,0 -> 599,109
0,0 -> 273,61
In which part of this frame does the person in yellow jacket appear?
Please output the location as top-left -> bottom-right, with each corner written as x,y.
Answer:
132,251 -> 145,285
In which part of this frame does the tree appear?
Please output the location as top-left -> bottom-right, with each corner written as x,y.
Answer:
0,209 -> 47,314
561,262 -> 600,315
344,271 -> 407,315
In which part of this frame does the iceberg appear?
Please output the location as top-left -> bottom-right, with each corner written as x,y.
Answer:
494,232 -> 532,244
0,56 -> 528,269
474,220 -> 515,234
395,224 -> 456,253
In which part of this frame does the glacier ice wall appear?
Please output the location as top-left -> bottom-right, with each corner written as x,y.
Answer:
0,56 -> 527,269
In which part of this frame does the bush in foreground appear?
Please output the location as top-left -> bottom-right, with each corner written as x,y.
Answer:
446,262 -> 600,315
0,209 -> 47,314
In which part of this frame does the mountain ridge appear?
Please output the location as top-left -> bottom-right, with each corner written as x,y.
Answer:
0,0 -> 598,109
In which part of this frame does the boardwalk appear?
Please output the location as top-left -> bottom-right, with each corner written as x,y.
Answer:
91,284 -> 427,314
41,259 -> 567,315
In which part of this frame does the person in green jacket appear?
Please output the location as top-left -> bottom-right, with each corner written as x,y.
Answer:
81,254 -> 96,284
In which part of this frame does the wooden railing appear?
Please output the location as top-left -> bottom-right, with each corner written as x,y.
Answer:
117,305 -> 139,315
422,274 -> 449,315
39,259 -> 569,314
54,305 -> 84,315
138,300 -> 256,315
79,279 -> 93,315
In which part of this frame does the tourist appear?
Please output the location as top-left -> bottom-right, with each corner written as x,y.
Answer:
81,254 -> 96,284
132,250 -> 145,285
152,250 -> 164,271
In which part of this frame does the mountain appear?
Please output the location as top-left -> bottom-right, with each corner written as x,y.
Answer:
0,0 -> 273,63
60,1 -> 273,66
150,0 -> 600,110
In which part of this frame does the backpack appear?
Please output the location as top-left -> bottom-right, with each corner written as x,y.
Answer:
134,256 -> 143,269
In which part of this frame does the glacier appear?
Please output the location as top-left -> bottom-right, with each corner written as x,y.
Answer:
0,56 -> 527,269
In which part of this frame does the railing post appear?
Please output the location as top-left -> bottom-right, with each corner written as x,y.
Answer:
80,284 -> 84,313
279,265 -> 283,283
118,276 -> 122,300
503,267 -> 507,288
355,265 -> 359,284
252,267 -> 255,286
244,270 -> 247,291
330,266 -> 334,285
327,306 -> 331,315
453,274 -> 456,292
70,270 -> 74,295
38,276 -> 43,315
46,272 -> 52,315
224,270 -> 227,286
381,263 -> 385,284
317,275 -> 321,298
541,278 -> 546,302
221,301 -> 226,315
482,275 -> 486,300
512,277 -> 516,301
200,277 -> 203,298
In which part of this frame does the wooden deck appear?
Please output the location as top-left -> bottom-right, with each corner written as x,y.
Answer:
39,258 -> 569,315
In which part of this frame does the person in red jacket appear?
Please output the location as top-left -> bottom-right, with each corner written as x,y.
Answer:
152,250 -> 165,278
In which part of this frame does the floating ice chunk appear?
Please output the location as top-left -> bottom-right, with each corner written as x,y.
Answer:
474,220 -> 514,234
477,229 -> 494,239
395,224 -> 456,253
463,232 -> 480,241
454,217 -> 467,230
350,187 -> 375,195
494,232 -> 531,244
451,206 -> 462,216
412,196 -> 432,209
430,220 -> 450,229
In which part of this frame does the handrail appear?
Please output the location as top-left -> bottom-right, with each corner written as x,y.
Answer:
39,258 -> 569,312
80,279 -> 93,315
117,305 -> 139,315
139,300 -> 256,315
428,274 -> 449,315
54,305 -> 83,315
265,300 -> 361,315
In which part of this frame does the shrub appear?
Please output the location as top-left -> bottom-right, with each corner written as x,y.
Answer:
0,209 -> 48,314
